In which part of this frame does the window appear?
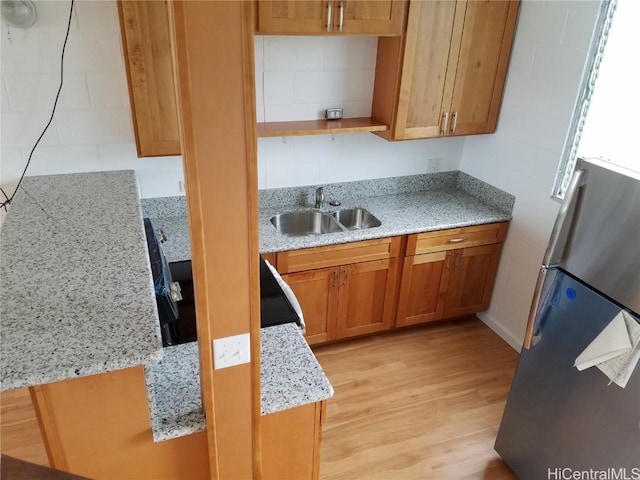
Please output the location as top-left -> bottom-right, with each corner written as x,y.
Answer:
553,0 -> 639,198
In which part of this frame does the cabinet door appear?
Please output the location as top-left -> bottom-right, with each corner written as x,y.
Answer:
337,1 -> 406,35
336,258 -> 398,339
395,251 -> 450,327
283,268 -> 339,345
447,0 -> 519,136
257,0 -> 329,34
392,0 -> 461,139
262,401 -> 324,480
442,243 -> 503,318
118,1 -> 180,157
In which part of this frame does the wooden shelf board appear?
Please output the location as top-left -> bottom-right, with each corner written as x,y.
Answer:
256,117 -> 389,137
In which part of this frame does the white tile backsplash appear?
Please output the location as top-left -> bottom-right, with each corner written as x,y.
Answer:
1,30 -> 45,73
75,0 -> 120,33
86,72 -> 130,108
1,1 -> 183,201
1,112 -> 60,148
264,71 -> 295,105
55,108 -> 134,145
22,145 -> 100,176
512,1 -> 568,45
5,73 -> 90,112
530,43 -> 587,85
256,35 -> 465,188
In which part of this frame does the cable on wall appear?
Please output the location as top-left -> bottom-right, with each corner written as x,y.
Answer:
0,0 -> 75,212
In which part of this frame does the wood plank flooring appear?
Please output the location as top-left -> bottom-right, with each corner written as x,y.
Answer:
313,317 -> 519,480
1,317 -> 519,479
0,387 -> 48,466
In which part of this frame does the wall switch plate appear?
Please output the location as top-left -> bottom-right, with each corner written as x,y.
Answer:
213,333 -> 250,369
325,108 -> 343,120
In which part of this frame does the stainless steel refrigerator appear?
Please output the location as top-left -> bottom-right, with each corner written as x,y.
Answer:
495,157 -> 640,478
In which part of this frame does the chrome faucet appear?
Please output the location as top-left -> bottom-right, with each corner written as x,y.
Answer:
315,187 -> 325,209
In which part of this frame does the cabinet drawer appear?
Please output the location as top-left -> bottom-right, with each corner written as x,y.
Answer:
407,222 -> 508,255
277,237 -> 402,274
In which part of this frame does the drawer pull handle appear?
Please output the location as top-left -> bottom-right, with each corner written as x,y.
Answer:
342,268 -> 348,286
448,237 -> 467,243
333,270 -> 339,288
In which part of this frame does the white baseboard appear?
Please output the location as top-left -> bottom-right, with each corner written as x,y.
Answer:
477,312 -> 522,353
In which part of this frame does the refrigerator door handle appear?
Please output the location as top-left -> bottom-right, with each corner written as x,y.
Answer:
523,266 -> 548,349
543,168 -> 586,268
523,167 -> 585,349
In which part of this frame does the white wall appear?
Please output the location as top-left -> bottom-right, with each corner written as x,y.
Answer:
0,0 -> 184,221
254,35 -> 465,189
459,0 -> 602,349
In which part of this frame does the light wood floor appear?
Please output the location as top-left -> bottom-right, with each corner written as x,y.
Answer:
313,317 -> 519,480
0,387 -> 48,465
1,317 -> 519,479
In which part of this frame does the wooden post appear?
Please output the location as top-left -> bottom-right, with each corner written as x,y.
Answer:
168,2 -> 260,479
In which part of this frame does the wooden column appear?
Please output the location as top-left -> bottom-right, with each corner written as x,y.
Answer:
168,2 -> 260,479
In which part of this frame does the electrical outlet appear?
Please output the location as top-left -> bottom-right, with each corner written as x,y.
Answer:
427,158 -> 441,173
213,333 -> 251,369
325,108 -> 343,120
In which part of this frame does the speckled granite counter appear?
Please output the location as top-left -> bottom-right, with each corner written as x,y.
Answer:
143,171 -> 513,262
144,324 -> 334,442
0,171 -> 162,391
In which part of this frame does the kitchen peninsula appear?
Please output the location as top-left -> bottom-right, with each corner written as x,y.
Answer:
0,170 -> 333,479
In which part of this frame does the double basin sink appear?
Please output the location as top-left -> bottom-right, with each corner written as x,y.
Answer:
271,208 -> 381,237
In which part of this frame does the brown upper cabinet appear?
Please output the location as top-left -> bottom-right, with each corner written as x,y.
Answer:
256,0 -> 407,35
372,0 -> 520,140
118,1 -> 181,157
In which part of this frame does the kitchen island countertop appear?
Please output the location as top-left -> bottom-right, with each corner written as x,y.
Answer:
0,171 -> 162,391
145,323 -> 334,442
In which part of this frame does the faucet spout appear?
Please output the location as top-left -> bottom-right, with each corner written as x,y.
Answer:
315,187 -> 325,210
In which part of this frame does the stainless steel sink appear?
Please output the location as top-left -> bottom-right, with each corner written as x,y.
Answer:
332,208 -> 381,230
270,211 -> 343,237
271,208 -> 382,236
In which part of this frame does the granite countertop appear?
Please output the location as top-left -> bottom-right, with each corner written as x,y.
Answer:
144,324 -> 334,442
145,172 -> 513,263
259,188 -> 512,253
0,171 -> 162,391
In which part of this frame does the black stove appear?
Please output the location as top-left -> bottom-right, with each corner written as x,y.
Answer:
145,224 -> 301,346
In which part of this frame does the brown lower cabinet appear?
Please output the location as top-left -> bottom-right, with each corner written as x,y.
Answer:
396,222 -> 508,327
283,258 -> 400,345
262,401 -> 326,480
275,222 -> 508,345
29,366 -> 326,480
277,237 -> 402,346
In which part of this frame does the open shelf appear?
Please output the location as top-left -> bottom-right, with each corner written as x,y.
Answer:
256,117 -> 389,138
